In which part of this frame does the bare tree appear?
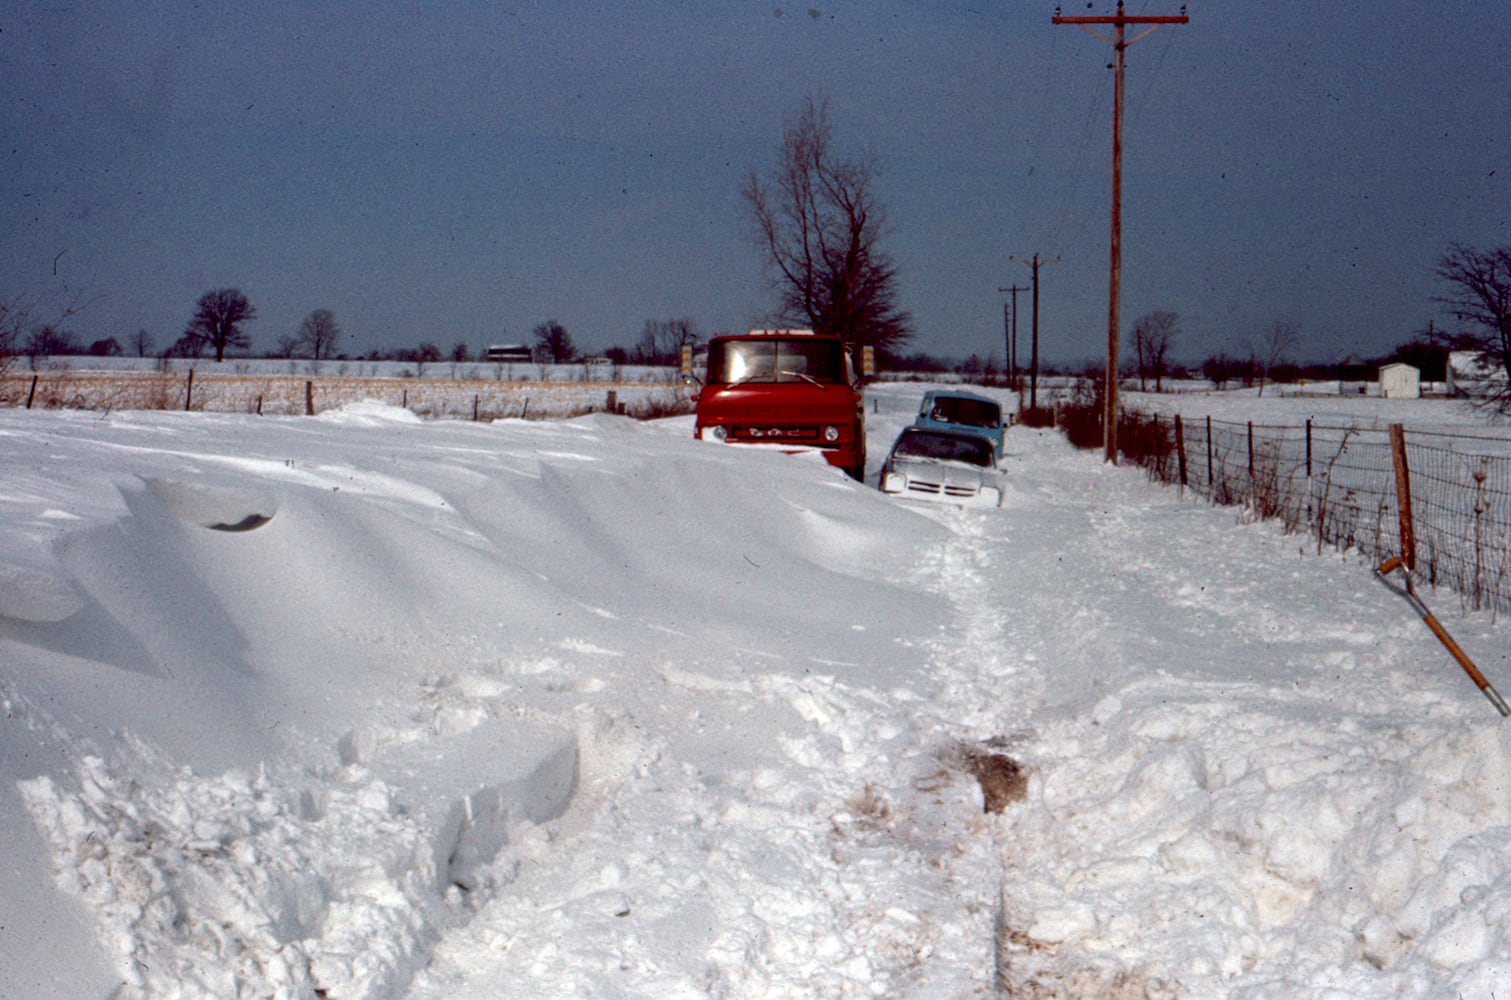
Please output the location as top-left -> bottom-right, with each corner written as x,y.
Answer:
1132,309 -> 1180,392
450,342 -> 471,363
744,96 -> 911,355
170,332 -> 209,359
131,329 -> 154,358
23,324 -> 81,358
533,320 -> 578,364
0,298 -> 20,370
1436,242 -> 1511,407
1249,319 -> 1301,397
2,291 -> 92,373
634,318 -> 697,365
1201,352 -> 1240,390
184,288 -> 256,362
295,308 -> 342,360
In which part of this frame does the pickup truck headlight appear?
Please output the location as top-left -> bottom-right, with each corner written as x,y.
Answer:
823,425 -> 840,442
700,425 -> 728,442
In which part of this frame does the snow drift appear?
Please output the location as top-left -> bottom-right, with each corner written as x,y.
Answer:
4,385 -> 1511,998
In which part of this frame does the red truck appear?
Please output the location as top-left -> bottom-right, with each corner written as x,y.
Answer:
691,329 -> 867,480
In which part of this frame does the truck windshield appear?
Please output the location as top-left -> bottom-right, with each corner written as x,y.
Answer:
707,339 -> 846,386
928,396 -> 1001,429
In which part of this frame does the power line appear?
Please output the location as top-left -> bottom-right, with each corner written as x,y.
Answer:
1053,1 -> 1189,463
1009,254 -> 1060,410
997,283 -> 1029,385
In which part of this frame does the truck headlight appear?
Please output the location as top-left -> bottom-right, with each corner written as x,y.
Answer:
823,425 -> 840,442
701,425 -> 727,442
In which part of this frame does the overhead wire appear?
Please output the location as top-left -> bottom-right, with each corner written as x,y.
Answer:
1009,13 -> 1064,255
1012,11 -> 1113,264
1046,63 -> 1112,260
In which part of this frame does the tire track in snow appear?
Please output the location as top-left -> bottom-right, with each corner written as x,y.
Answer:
956,429 -> 1511,996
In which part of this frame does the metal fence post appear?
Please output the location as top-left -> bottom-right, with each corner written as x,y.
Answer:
1306,419 -> 1313,480
1174,414 -> 1188,489
1206,415 -> 1213,489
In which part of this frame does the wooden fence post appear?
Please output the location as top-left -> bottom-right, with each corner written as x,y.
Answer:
26,375 -> 38,409
1390,423 -> 1416,570
473,394 -> 480,421
185,369 -> 194,411
1174,414 -> 1188,488
304,380 -> 315,416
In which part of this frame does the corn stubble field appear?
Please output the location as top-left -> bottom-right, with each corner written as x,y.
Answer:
0,369 -> 695,421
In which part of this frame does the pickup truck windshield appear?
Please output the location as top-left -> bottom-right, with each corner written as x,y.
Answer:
708,338 -> 846,385
895,430 -> 994,467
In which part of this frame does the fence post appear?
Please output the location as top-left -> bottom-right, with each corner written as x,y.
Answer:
1174,414 -> 1188,489
1305,419 -> 1313,479
1390,423 -> 1416,570
473,394 -> 480,421
606,389 -> 617,413
305,380 -> 315,416
26,375 -> 38,409
185,369 -> 194,411
1206,415 -> 1213,488
1247,421 -> 1255,483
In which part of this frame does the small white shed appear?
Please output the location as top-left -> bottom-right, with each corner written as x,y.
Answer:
1379,362 -> 1420,399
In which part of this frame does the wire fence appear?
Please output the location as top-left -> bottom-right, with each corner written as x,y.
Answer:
1123,411 -> 1511,614
0,370 -> 694,421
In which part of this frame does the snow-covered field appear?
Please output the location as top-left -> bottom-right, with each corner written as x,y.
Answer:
1,363 -> 689,421
3,384 -> 1511,998
1123,383 -> 1510,435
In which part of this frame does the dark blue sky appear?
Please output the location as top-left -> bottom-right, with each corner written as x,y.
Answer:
4,1 -> 1507,366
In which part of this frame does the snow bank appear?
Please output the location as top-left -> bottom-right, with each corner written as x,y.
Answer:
4,388 -> 1511,998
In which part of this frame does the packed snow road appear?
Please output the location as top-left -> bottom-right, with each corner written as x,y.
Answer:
3,384 -> 1510,998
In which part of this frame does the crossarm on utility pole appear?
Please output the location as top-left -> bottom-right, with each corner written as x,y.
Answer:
1053,1 -> 1188,464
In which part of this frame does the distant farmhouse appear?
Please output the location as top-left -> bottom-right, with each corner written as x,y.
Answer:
484,344 -> 534,363
1446,350 -> 1508,398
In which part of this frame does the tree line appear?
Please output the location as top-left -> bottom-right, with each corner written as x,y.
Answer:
4,95 -> 1508,402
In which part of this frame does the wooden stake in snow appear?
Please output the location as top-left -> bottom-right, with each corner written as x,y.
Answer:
1377,557 -> 1510,717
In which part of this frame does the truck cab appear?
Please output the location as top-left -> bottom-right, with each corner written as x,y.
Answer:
691,329 -> 866,480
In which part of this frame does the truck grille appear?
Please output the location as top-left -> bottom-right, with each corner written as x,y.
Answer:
733,427 -> 820,442
907,480 -> 978,499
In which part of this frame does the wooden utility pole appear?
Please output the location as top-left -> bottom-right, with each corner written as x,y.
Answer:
1054,1 -> 1188,463
998,284 -> 1028,388
1010,256 -> 1058,410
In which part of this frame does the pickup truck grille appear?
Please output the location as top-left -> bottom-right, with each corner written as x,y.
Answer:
907,479 -> 978,499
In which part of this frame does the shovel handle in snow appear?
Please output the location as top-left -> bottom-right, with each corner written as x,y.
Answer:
1376,557 -> 1511,717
